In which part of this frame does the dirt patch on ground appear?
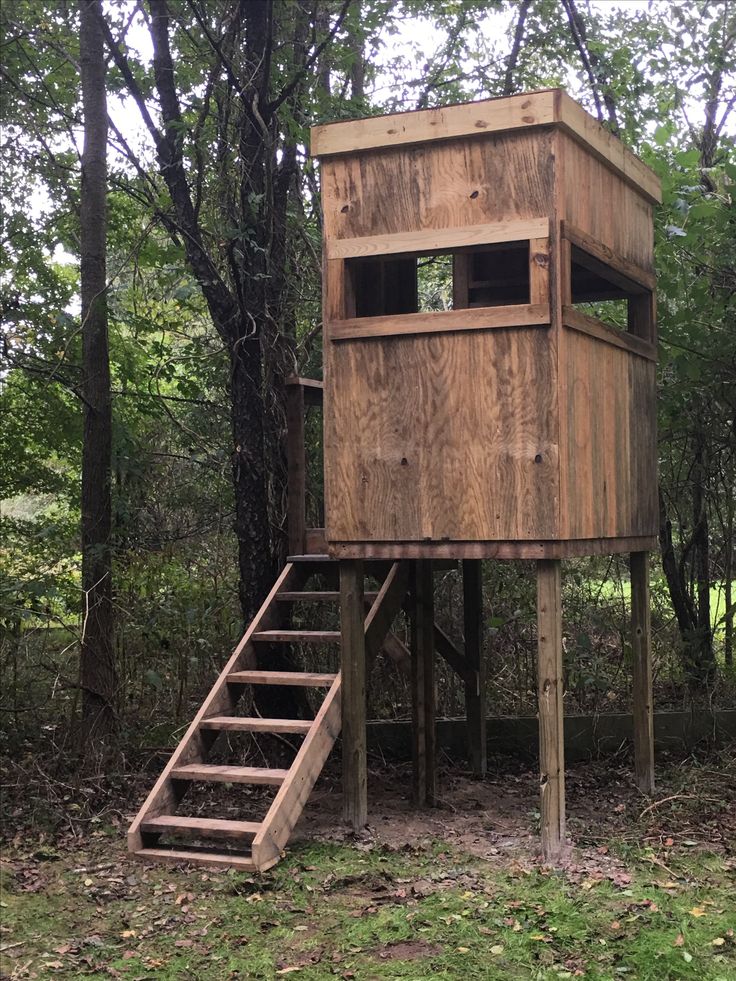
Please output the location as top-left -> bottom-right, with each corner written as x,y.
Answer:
293,750 -> 736,880
369,939 -> 443,961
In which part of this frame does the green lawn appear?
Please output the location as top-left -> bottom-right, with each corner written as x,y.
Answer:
2,820 -> 735,979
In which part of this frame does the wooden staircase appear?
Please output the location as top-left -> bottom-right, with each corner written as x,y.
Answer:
129,554 -> 410,872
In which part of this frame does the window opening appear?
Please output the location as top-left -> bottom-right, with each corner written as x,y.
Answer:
570,244 -> 653,341
347,241 -> 531,319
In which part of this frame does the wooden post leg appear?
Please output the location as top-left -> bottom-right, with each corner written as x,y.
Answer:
631,551 -> 655,795
463,559 -> 486,776
341,560 -> 367,829
537,559 -> 565,862
411,560 -> 436,806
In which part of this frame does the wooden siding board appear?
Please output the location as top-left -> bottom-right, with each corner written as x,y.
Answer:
322,131 -> 556,243
312,89 -> 660,205
558,133 -> 655,272
326,327 -> 559,544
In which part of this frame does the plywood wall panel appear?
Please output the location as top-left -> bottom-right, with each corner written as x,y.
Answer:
560,329 -> 657,540
325,327 -> 560,544
321,130 -> 555,243
558,134 -> 654,272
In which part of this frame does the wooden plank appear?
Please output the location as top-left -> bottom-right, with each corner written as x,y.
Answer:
251,675 -> 342,870
227,670 -> 337,686
463,559 -> 486,776
631,551 -> 655,795
329,303 -> 551,342
412,560 -> 436,805
133,847 -> 255,870
537,559 -> 565,862
276,590 -> 380,602
364,561 -> 411,660
627,291 -> 656,345
304,527 -> 327,554
328,537 -> 658,559
562,306 -> 657,362
140,815 -> 261,838
327,218 -> 550,259
339,560 -> 367,829
556,90 -> 661,204
251,630 -> 341,643
199,717 -> 313,734
286,381 -> 306,555
311,89 -> 558,156
171,764 -> 288,786
562,222 -> 656,292
529,238 -> 550,305
284,375 -> 324,406
127,562 -> 302,852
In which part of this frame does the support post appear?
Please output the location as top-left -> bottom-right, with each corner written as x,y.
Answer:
286,381 -> 306,556
463,559 -> 486,776
411,560 -> 436,806
341,560 -> 366,829
630,551 -> 655,794
537,559 -> 565,862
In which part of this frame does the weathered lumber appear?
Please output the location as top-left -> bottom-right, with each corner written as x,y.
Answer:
463,559 -> 486,776
537,559 -> 565,862
329,303 -> 551,342
227,670 -> 336,686
631,551 -> 655,794
340,560 -> 367,829
252,675 -> 342,870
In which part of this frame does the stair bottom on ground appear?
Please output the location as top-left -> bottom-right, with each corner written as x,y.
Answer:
128,556 -> 408,871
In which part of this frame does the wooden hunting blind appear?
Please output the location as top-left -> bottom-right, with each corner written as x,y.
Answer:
312,88 -> 660,560
126,91 -> 660,874
312,89 -> 661,861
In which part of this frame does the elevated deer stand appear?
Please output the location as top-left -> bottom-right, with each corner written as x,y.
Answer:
128,90 -> 659,871
312,88 -> 660,862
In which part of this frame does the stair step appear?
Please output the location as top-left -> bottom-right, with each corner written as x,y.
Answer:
171,764 -> 288,786
228,670 -> 337,687
276,591 -> 379,602
141,815 -> 261,838
134,847 -> 255,870
287,554 -> 332,563
252,630 -> 341,643
200,716 -> 313,734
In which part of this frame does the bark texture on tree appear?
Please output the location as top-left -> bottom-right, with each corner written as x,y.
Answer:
79,0 -> 116,744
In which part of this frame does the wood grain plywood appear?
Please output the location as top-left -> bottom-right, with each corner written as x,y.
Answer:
560,329 -> 656,540
558,133 -> 654,272
321,130 -> 556,243
312,90 -> 558,156
325,327 -> 560,544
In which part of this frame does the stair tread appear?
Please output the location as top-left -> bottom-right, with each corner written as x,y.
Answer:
134,847 -> 255,870
252,630 -> 341,642
228,670 -> 337,687
200,716 -> 313,734
141,815 -> 261,836
171,763 -> 288,785
287,554 -> 332,562
276,591 -> 379,602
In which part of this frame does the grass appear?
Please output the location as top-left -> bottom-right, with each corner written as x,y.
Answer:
2,829 -> 735,979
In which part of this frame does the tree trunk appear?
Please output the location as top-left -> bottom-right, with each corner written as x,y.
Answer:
79,0 -> 116,745
229,337 -> 274,623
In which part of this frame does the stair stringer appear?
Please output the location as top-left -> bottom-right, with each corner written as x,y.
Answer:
128,561 -> 303,854
251,674 -> 341,870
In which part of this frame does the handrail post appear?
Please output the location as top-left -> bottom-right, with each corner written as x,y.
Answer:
286,380 -> 306,556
